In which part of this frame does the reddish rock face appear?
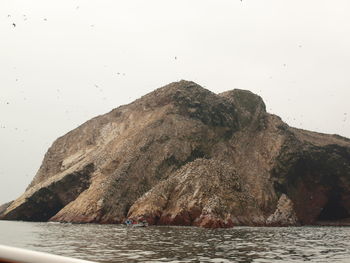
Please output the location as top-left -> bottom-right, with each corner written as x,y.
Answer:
272,143 -> 350,225
1,80 -> 350,228
196,216 -> 234,229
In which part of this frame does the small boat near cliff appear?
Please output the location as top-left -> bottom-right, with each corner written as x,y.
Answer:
124,219 -> 148,227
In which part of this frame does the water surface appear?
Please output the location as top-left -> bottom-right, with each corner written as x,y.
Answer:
0,221 -> 350,262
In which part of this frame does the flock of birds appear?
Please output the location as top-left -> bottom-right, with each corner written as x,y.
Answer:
7,5 -> 81,28
7,0 -> 250,28
8,14 -> 48,28
3,5 -> 349,136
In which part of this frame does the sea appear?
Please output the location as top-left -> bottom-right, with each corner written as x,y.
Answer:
0,221 -> 350,263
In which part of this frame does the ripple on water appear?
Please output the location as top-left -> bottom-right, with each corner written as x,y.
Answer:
1,221 -> 350,262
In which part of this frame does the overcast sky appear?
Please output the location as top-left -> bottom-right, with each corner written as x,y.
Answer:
1,0 -> 349,204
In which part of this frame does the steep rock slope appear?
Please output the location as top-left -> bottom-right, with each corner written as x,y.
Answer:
1,80 -> 350,227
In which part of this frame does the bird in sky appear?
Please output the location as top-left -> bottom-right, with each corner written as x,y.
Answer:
12,23 -> 16,27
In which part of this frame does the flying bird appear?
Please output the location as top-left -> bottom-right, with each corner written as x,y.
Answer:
12,23 -> 16,27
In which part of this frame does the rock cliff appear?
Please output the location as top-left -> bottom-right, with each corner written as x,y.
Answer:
1,80 -> 350,227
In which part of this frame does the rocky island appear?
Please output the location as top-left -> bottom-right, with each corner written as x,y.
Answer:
1,80 -> 350,228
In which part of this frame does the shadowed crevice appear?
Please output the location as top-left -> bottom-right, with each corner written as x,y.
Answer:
317,192 -> 349,221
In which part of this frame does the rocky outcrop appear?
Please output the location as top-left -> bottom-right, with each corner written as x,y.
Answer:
127,159 -> 265,228
1,80 -> 350,227
0,201 -> 13,216
2,164 -> 94,221
266,194 -> 298,226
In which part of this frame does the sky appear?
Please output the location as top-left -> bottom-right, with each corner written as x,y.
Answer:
0,0 -> 349,204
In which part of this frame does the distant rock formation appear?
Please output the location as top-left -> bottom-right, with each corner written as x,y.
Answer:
0,201 -> 12,216
1,80 -> 350,227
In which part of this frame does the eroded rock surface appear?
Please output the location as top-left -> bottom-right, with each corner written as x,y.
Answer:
128,159 -> 264,228
2,164 -> 94,221
266,194 -> 298,226
0,201 -> 13,216
1,80 -> 350,227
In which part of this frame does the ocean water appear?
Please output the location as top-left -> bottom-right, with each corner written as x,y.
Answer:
0,221 -> 350,263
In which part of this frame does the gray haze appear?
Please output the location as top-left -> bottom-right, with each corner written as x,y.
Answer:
1,0 -> 349,204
